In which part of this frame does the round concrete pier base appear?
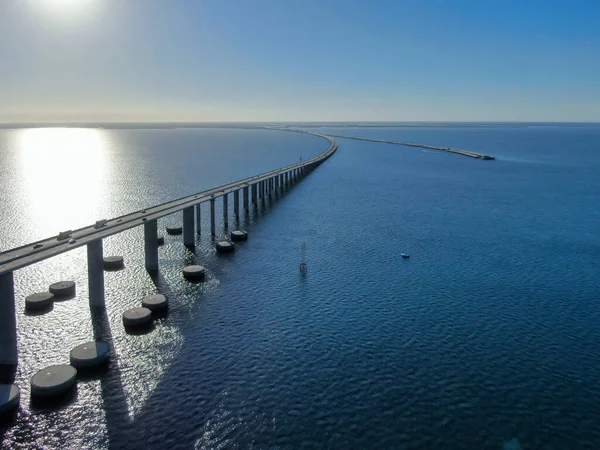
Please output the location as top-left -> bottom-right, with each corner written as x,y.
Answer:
49,281 -> 76,298
69,341 -> 110,368
103,256 -> 124,270
30,365 -> 77,398
25,292 -> 54,311
157,235 -> 165,245
123,307 -> 152,327
230,230 -> 248,242
166,226 -> 182,235
182,265 -> 206,281
142,294 -> 168,312
216,241 -> 235,253
0,384 -> 20,414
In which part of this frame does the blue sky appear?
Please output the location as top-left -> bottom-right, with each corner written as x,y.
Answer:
1,0 -> 599,122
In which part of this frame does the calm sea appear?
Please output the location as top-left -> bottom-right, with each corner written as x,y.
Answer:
1,124 -> 599,449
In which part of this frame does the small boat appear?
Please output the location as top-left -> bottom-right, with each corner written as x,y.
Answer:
401,253 -> 410,259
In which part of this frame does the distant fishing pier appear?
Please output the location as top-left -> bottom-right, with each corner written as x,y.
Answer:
325,133 -> 495,160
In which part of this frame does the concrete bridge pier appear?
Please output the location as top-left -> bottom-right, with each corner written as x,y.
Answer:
87,239 -> 105,307
223,194 -> 229,229
144,219 -> 159,271
196,203 -> 201,235
251,184 -> 257,206
0,271 -> 17,366
183,206 -> 195,246
243,186 -> 249,212
234,190 -> 240,223
210,198 -> 216,237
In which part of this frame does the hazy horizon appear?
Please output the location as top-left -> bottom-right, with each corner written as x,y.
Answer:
1,0 -> 600,123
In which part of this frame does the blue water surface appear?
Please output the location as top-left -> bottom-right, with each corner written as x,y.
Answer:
1,125 -> 599,449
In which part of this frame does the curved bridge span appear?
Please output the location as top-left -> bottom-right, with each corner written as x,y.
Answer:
0,130 -> 337,367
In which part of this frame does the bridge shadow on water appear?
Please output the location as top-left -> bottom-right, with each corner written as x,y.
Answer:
103,189 -> 296,449
90,306 -> 134,448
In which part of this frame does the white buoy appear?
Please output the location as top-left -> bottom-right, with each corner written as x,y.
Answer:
141,294 -> 168,312
49,281 -> 76,298
103,256 -> 124,270
166,225 -> 182,235
69,341 -> 110,368
157,235 -> 165,245
216,240 -> 235,253
0,384 -> 20,414
122,307 -> 152,327
182,265 -> 206,281
25,292 -> 54,311
230,230 -> 248,242
30,365 -> 77,397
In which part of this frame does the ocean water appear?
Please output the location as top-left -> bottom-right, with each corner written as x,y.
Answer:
1,124 -> 600,449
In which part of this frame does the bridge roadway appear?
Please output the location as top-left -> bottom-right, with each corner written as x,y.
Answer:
0,131 -> 337,276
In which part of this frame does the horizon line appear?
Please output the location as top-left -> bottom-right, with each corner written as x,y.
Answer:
1,120 -> 600,127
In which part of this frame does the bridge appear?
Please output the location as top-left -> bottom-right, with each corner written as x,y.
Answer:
0,131 -> 338,368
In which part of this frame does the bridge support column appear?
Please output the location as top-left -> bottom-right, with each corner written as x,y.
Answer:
0,271 -> 17,366
87,239 -> 105,308
210,198 -> 216,237
223,194 -> 229,229
183,206 -> 195,246
144,219 -> 159,271
251,184 -> 257,206
234,190 -> 240,223
243,186 -> 249,211
196,203 -> 201,235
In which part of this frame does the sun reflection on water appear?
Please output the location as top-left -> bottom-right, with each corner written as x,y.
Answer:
16,128 -> 111,236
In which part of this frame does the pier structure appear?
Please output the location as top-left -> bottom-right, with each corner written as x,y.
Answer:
321,134 -> 494,160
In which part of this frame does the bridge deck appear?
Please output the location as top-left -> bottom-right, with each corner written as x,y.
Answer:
0,132 -> 337,275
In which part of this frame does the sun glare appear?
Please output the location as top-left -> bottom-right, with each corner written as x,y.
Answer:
16,128 -> 110,235
29,0 -> 98,17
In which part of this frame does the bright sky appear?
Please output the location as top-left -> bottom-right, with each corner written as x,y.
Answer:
1,0 -> 599,123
